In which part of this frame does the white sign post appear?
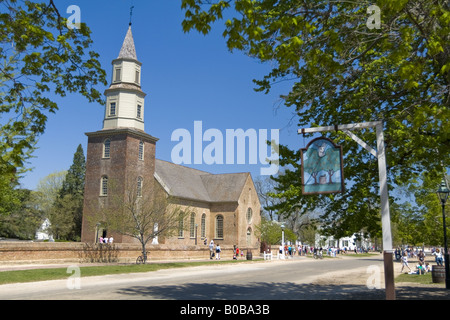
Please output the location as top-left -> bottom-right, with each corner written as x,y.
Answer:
298,121 -> 395,300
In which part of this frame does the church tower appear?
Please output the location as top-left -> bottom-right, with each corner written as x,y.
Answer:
81,25 -> 158,243
103,26 -> 145,132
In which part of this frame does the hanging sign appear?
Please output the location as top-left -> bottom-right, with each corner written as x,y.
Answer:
301,137 -> 345,195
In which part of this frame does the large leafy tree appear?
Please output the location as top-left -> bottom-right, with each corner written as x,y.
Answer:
0,0 -> 106,183
181,0 -> 449,241
0,188 -> 43,239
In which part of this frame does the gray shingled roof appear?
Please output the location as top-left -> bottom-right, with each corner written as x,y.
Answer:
154,159 -> 249,203
118,26 -> 138,60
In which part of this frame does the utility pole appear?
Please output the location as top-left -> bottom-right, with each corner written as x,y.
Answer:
298,121 -> 395,300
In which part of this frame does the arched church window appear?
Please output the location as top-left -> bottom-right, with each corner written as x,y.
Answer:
201,213 -> 206,239
190,213 -> 196,238
103,139 -> 111,158
215,215 -> 224,239
137,176 -> 143,197
246,207 -> 253,224
138,141 -> 144,160
100,176 -> 108,196
178,213 -> 184,238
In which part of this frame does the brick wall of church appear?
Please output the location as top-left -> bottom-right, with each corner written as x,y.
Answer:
81,129 -> 156,244
236,176 -> 261,250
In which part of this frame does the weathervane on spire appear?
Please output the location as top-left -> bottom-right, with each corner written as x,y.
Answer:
129,5 -> 135,26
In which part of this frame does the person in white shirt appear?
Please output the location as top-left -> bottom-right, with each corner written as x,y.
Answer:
433,248 -> 443,265
401,252 -> 411,273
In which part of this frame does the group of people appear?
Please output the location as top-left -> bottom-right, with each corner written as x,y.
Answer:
208,239 -> 221,260
98,236 -> 113,244
277,245 -> 368,257
206,239 -> 246,260
399,246 -> 445,275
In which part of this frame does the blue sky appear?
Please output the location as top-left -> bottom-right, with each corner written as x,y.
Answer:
19,0 -> 303,190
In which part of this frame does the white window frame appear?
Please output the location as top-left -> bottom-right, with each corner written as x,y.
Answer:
137,176 -> 143,197
215,215 -> 224,239
109,102 -> 116,117
114,68 -> 121,82
137,104 -> 142,119
138,140 -> 144,161
100,176 -> 108,196
103,139 -> 111,159
201,213 -> 206,239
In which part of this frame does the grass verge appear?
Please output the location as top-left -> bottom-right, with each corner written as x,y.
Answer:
0,260 -> 250,285
395,272 -> 436,285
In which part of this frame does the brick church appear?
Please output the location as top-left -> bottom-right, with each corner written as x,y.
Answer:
80,25 -> 261,251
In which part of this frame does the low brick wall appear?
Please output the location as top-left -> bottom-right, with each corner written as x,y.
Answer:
0,242 -> 257,264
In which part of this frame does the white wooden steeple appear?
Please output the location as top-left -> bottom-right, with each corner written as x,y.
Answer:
103,25 -> 146,131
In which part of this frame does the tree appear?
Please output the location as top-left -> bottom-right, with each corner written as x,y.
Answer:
401,173 -> 450,247
36,145 -> 85,241
254,176 -> 280,221
47,193 -> 77,240
0,0 -> 106,179
93,175 -> 187,263
35,170 -> 67,213
0,188 -> 44,239
56,144 -> 85,240
181,0 -> 449,240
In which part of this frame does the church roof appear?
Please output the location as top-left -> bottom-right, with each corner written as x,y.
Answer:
154,159 -> 250,203
118,26 -> 138,60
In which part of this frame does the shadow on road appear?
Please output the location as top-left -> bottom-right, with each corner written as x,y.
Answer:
115,281 -> 450,300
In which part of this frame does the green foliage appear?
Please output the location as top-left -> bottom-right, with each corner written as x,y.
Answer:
0,0 -> 107,178
51,144 -> 86,241
59,144 -> 85,198
255,216 -> 297,245
0,188 -> 44,239
181,0 -> 450,241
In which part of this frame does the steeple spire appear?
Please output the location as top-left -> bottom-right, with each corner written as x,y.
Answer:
118,25 -> 138,61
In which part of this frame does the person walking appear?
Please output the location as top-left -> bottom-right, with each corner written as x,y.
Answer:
401,252 -> 412,273
215,243 -> 221,260
209,240 -> 214,259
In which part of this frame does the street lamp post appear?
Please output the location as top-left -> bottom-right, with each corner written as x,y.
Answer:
437,178 -> 450,290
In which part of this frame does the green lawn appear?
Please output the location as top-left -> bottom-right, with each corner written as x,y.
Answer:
0,260 -> 249,285
395,272 -> 436,285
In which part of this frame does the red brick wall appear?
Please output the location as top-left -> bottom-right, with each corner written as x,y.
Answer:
81,129 -> 157,243
0,242 -> 243,264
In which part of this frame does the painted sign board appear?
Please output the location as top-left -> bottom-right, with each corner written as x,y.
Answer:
301,137 -> 345,195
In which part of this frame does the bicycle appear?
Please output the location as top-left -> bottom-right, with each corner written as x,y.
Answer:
314,251 -> 323,259
136,251 -> 148,264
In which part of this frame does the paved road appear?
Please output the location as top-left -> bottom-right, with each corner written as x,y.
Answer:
0,255 -> 386,300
